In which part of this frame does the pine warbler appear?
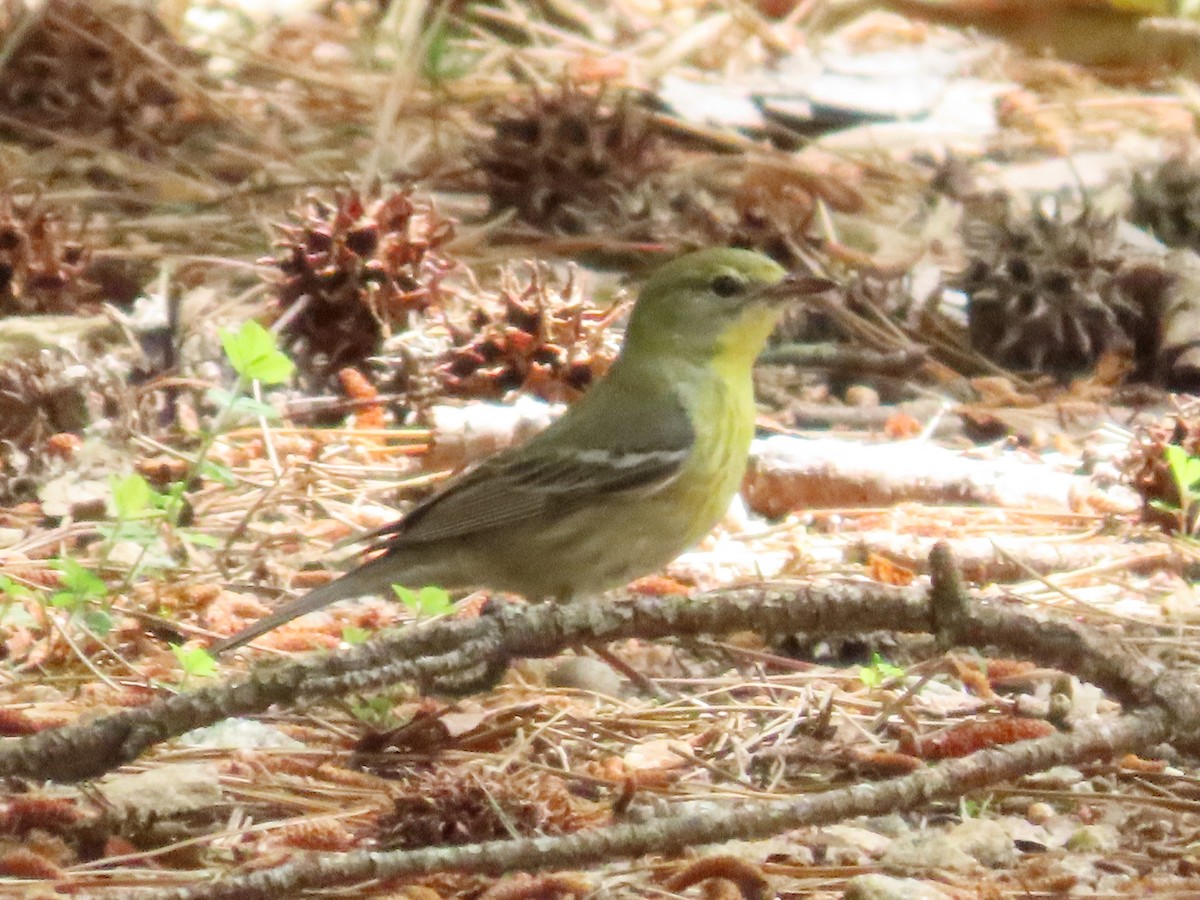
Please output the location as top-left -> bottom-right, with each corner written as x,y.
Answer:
211,248 -> 829,654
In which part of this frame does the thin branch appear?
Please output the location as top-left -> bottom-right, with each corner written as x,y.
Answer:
0,582 -> 928,782
1,564 -> 1195,785
142,708 -> 1170,900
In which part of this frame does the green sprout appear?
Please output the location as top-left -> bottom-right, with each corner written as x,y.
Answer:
859,653 -> 906,688
392,584 -> 454,619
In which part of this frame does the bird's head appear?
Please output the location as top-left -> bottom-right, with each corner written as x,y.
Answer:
623,248 -> 830,373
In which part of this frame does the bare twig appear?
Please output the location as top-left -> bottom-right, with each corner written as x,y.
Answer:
3,566 -> 1198,788
0,582 -> 928,782
140,707 -> 1171,900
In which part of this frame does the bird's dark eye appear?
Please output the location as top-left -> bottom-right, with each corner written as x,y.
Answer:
710,273 -> 745,297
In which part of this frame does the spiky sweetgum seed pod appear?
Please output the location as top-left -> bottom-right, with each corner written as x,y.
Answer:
958,203 -> 1148,378
1132,157 -> 1200,251
271,189 -> 457,383
345,226 -> 379,256
435,265 -> 616,402
1,0 -> 207,156
477,82 -> 665,233
0,196 -> 98,315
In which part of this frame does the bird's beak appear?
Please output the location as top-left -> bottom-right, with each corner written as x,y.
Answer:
755,273 -> 836,305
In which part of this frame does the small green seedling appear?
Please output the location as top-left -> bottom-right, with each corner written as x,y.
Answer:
1156,444 -> 1200,535
50,557 -> 112,635
350,694 -> 397,727
859,652 -> 906,688
392,584 -> 454,619
171,643 -> 219,685
0,574 -> 32,601
103,473 -> 220,582
185,320 -> 291,493
960,794 -> 994,819
0,575 -> 34,628
220,320 -> 295,385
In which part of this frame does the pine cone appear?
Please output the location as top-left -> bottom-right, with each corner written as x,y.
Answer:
957,201 -> 1150,378
270,189 -> 458,386
476,82 -> 665,234
1131,157 -> 1200,251
0,0 -> 207,156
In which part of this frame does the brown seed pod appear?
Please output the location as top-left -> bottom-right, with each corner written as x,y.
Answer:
667,157 -> 865,268
0,354 -> 93,447
957,200 -> 1152,379
435,264 -> 618,403
1132,156 -> 1200,252
375,764 -> 601,850
0,194 -> 98,316
476,81 -> 666,234
0,0 -> 208,156
730,158 -> 863,265
269,189 -> 458,386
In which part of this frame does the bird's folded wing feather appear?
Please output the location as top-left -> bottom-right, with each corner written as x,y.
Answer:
371,390 -> 695,548
371,442 -> 690,548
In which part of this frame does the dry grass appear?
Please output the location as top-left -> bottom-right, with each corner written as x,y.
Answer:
1,0 -> 1200,896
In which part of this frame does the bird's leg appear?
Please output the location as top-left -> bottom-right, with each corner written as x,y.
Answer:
587,644 -> 672,701
558,593 -> 674,701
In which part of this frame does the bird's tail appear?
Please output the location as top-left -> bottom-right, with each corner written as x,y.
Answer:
208,553 -> 407,656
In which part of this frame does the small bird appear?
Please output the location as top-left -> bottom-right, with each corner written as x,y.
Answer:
210,248 -> 829,655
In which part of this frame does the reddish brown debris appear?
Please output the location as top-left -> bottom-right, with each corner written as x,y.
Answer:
0,846 -> 64,880
267,817 -> 357,852
899,717 -> 1057,760
1118,753 -> 1169,773
664,855 -> 770,900
437,265 -> 617,402
338,366 -> 385,430
477,872 -> 592,900
0,707 -> 45,737
1,795 -> 82,835
271,189 -> 458,383
135,454 -> 190,487
0,0 -> 209,156
846,747 -> 925,776
867,552 -> 917,586
477,81 -> 666,234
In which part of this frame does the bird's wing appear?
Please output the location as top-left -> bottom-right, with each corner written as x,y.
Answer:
371,395 -> 694,549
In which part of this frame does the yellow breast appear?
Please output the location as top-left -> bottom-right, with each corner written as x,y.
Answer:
670,365 -> 756,548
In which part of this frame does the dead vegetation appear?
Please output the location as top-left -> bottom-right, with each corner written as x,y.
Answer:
3,0 -> 1200,897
